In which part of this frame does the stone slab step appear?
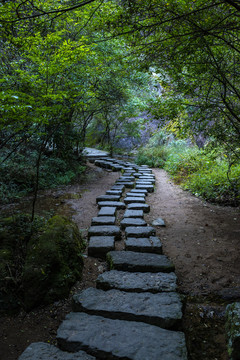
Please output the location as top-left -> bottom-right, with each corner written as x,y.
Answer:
126,192 -> 146,197
96,195 -> 120,203
124,197 -> 146,204
106,190 -> 123,196
125,236 -> 162,254
88,236 -> 115,258
123,209 -> 144,218
120,218 -> 147,229
139,178 -> 155,184
107,251 -> 175,273
98,201 -> 126,209
119,176 -> 135,181
88,225 -> 121,240
18,342 -> 96,360
127,203 -> 150,213
125,226 -> 156,238
136,181 -> 153,185
98,207 -> 116,217
96,270 -> 177,293
130,189 -> 148,195
91,216 -> 116,225
115,181 -> 135,188
135,184 -> 154,193
72,287 -> 182,329
111,185 -> 125,191
57,312 -> 187,360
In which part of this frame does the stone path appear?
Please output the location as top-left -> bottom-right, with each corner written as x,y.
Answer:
19,157 -> 188,360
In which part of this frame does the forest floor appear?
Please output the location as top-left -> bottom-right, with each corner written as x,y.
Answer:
0,164 -> 239,360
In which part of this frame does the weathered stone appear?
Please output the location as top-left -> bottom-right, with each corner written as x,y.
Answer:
119,176 -> 135,181
226,302 -> 240,360
124,197 -> 146,204
125,236 -> 162,254
124,209 -> 144,218
57,312 -> 188,360
136,181 -> 154,186
130,189 -> 148,195
91,216 -> 115,225
97,270 -> 177,293
139,177 -> 155,184
96,195 -> 120,203
111,185 -> 125,191
88,236 -> 115,258
105,190 -> 122,196
152,217 -> 166,227
120,218 -> 147,229
18,342 -> 96,360
115,181 -> 135,188
135,184 -> 154,192
126,192 -> 146,197
73,287 -> 182,329
97,207 -> 116,217
125,226 -> 156,238
88,225 -> 121,240
107,251 -> 175,273
98,201 -> 126,209
127,203 -> 150,213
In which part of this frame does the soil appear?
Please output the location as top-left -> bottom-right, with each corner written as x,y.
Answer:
0,165 -> 239,360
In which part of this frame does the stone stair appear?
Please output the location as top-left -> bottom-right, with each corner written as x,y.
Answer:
19,158 -> 188,360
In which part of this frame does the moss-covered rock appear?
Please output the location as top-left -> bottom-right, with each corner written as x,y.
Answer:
22,215 -> 85,310
226,302 -> 240,360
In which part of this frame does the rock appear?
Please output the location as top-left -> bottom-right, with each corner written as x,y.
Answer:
125,226 -> 156,238
124,197 -> 146,204
73,287 -> 183,329
126,192 -> 146,197
120,218 -> 147,229
152,217 -> 166,227
115,181 -> 135,188
124,210 -> 144,218
91,216 -> 116,225
111,185 -> 125,191
88,225 -> 121,240
97,270 -> 177,293
88,236 -> 115,259
57,312 -> 188,360
107,251 -> 175,273
125,236 -> 162,254
96,195 -> 120,203
18,342 -> 95,360
135,184 -> 154,193
127,203 -> 150,213
98,207 -> 116,217
130,189 -> 148,195
226,302 -> 240,359
106,190 -> 122,196
98,201 -> 126,209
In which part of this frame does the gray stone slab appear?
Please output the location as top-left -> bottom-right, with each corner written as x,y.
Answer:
124,197 -> 146,204
18,342 -> 96,360
107,251 -> 175,273
127,203 -> 150,213
126,192 -> 146,197
88,225 -> 121,240
96,195 -> 120,203
124,209 -> 144,218
125,236 -> 162,254
125,226 -> 156,238
88,236 -> 115,258
57,312 -> 187,360
91,216 -> 115,225
136,184 -> 154,193
106,190 -> 122,196
98,201 -> 126,209
111,185 -> 125,190
152,217 -> 166,226
97,270 -> 177,293
119,176 -> 135,181
130,189 -> 148,194
73,287 -> 182,329
136,181 -> 153,186
97,207 -> 116,217
115,181 -> 135,188
120,218 -> 147,229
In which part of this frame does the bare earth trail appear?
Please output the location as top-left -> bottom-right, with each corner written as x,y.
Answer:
0,165 -> 239,360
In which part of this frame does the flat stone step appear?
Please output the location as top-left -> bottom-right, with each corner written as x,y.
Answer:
124,197 -> 146,204
97,270 -> 177,293
88,236 -> 115,258
73,288 -> 182,329
115,181 -> 134,188
127,203 -> 150,213
124,209 -> 144,218
57,313 -> 187,360
107,251 -> 175,273
119,176 -> 135,181
98,201 -> 126,209
125,226 -> 156,238
96,195 -> 120,203
111,185 -> 125,191
106,190 -> 123,196
130,189 -> 148,195
98,207 -> 116,217
88,226 -> 121,240
18,342 -> 96,360
125,236 -> 162,254
91,216 -> 116,225
136,181 -> 153,186
120,218 -> 147,229
126,192 -> 146,197
135,184 -> 154,193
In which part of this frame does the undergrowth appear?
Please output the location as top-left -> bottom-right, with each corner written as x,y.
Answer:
135,131 -> 240,206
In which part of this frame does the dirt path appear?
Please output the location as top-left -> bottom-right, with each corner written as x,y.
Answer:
0,165 -> 239,360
